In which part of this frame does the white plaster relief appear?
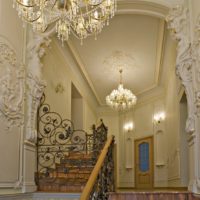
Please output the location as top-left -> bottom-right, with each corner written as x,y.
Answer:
0,36 -> 25,127
25,28 -> 55,144
167,5 -> 200,192
193,16 -> 200,119
192,14 -> 200,190
166,5 -> 195,135
26,32 -> 52,143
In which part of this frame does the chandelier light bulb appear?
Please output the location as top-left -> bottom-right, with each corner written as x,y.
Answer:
94,11 -> 99,19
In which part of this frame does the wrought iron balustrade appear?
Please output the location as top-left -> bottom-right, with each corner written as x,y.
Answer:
80,135 -> 115,200
89,139 -> 115,200
36,94 -> 108,191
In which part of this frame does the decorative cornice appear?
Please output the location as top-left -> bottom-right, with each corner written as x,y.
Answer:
116,0 -> 169,19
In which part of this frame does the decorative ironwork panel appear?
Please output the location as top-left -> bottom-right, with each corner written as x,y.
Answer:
89,139 -> 115,200
36,94 -> 108,192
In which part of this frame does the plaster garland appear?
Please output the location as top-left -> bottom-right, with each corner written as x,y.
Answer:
0,37 -> 25,127
26,33 -> 52,143
166,5 -> 196,135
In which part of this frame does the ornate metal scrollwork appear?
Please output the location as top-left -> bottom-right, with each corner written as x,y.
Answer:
89,139 -> 115,200
36,94 -> 108,191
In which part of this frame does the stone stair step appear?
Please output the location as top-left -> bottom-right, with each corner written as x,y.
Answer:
37,152 -> 94,193
33,192 -> 81,200
38,183 -> 85,193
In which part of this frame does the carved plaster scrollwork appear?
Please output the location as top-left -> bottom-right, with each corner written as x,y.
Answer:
26,33 -> 51,143
0,37 -> 25,127
193,15 -> 200,83
166,5 -> 195,134
193,16 -> 200,120
195,91 -> 200,118
26,73 -> 46,143
192,15 -> 200,190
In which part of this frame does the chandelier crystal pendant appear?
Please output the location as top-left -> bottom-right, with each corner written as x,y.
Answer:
106,69 -> 137,111
13,0 -> 116,44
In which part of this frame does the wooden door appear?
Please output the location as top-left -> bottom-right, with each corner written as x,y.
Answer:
135,136 -> 154,189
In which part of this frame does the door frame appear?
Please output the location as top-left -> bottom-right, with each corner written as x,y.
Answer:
134,135 -> 154,189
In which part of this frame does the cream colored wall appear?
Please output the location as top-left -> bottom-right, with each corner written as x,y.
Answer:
72,98 -> 84,129
0,0 -> 25,194
135,98 -> 168,187
42,39 -> 97,133
84,100 -> 97,134
0,0 -> 24,60
97,96 -> 168,188
165,67 -> 184,187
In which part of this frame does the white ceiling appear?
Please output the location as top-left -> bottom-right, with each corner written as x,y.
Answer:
69,13 -> 166,105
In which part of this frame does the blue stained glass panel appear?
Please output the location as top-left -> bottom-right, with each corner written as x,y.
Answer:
139,142 -> 149,172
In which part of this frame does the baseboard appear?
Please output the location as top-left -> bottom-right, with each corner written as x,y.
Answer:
22,182 -> 37,193
154,187 -> 188,190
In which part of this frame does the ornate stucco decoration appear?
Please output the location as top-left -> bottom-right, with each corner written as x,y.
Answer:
26,32 -> 52,143
166,5 -> 195,135
193,16 -> 200,119
192,14 -> 200,190
0,36 -> 25,127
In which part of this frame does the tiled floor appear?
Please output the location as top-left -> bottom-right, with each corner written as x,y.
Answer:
109,190 -> 200,200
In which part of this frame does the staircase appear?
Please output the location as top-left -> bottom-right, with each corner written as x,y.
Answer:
37,94 -> 114,199
38,152 -> 94,193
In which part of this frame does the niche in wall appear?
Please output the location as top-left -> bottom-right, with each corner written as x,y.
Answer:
179,92 -> 189,186
71,83 -> 83,130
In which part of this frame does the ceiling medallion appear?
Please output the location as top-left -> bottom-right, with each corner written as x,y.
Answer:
13,0 -> 116,44
106,69 -> 137,111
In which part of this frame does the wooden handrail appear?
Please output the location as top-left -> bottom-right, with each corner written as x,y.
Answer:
80,135 -> 114,200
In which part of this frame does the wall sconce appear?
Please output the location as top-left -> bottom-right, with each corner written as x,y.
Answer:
55,83 -> 64,94
153,112 -> 166,124
124,122 -> 134,132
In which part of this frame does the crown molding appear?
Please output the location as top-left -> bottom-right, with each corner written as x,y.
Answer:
116,0 -> 169,18
67,39 -> 102,104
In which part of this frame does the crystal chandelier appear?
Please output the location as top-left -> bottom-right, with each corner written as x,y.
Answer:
13,0 -> 116,44
106,69 -> 137,111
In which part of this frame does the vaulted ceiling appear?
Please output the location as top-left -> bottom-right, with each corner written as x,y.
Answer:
66,1 -> 176,106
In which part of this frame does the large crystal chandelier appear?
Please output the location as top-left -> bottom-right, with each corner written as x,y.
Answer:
106,69 -> 137,111
13,0 -> 116,44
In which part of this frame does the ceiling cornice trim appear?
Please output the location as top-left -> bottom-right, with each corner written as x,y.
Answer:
67,39 -> 102,104
155,19 -> 165,85
116,0 -> 169,19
